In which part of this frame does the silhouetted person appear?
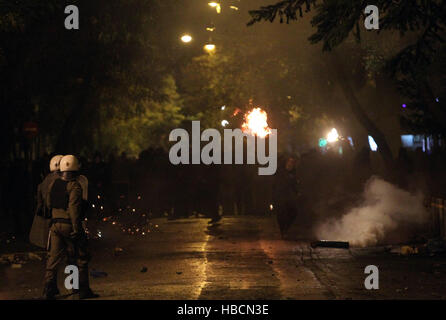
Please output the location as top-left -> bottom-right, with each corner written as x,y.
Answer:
273,155 -> 299,239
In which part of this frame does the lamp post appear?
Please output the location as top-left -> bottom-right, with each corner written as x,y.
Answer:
204,43 -> 216,53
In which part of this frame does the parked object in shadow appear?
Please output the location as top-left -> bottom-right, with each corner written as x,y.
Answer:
311,240 -> 350,249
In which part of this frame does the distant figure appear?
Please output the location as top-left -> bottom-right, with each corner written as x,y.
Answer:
273,155 -> 299,239
201,164 -> 221,224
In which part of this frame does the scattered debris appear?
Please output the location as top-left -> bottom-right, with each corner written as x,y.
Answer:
388,244 -> 428,256
311,240 -> 350,249
401,246 -> 418,255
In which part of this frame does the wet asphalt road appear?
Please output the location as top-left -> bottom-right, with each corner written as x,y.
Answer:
1,216 -> 446,300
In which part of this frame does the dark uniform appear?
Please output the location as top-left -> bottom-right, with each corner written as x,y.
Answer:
43,176 -> 93,298
273,158 -> 299,238
36,172 -> 60,219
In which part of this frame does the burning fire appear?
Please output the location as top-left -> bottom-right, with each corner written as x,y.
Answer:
242,108 -> 272,138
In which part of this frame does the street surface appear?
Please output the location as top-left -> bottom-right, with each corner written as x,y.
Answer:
1,216 -> 446,300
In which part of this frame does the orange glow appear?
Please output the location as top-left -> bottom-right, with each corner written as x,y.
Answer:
242,108 -> 272,138
232,108 -> 241,117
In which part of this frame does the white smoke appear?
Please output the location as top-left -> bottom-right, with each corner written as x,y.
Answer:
315,176 -> 429,247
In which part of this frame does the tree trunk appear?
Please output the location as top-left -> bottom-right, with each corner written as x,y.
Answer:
331,51 -> 394,170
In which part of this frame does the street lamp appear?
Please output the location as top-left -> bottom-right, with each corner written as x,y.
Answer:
181,34 -> 193,43
208,2 -> 221,13
204,43 -> 216,53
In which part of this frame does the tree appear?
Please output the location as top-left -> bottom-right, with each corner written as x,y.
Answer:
0,0 -> 182,159
98,75 -> 185,157
248,0 -> 446,166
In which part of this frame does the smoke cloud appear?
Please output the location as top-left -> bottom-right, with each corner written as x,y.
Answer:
315,176 -> 429,247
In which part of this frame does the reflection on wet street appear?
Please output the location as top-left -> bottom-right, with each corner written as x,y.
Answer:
2,216 -> 446,300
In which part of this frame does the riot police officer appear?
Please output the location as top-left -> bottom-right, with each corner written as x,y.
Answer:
42,155 -> 98,300
35,155 -> 64,219
30,155 -> 64,296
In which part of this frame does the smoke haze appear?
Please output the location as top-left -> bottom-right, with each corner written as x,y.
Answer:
315,177 -> 429,247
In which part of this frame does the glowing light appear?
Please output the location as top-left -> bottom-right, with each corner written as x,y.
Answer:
221,120 -> 229,127
402,103 -> 407,108
436,97 -> 440,103
319,138 -> 328,148
327,128 -> 339,143
221,105 -> 226,110
206,24 -> 216,32
204,43 -> 216,53
230,6 -> 239,10
233,108 -> 241,116
368,136 -> 378,152
181,34 -> 192,43
347,136 -> 354,147
270,204 -> 274,211
208,2 -> 221,13
242,108 -> 272,138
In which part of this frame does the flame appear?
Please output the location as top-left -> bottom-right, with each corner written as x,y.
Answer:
242,108 -> 272,138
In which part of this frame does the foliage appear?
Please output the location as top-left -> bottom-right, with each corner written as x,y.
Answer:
0,0 -> 186,159
248,0 -> 446,134
99,75 -> 185,157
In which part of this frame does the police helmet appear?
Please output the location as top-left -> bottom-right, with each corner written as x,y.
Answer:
49,155 -> 64,172
60,155 -> 80,172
